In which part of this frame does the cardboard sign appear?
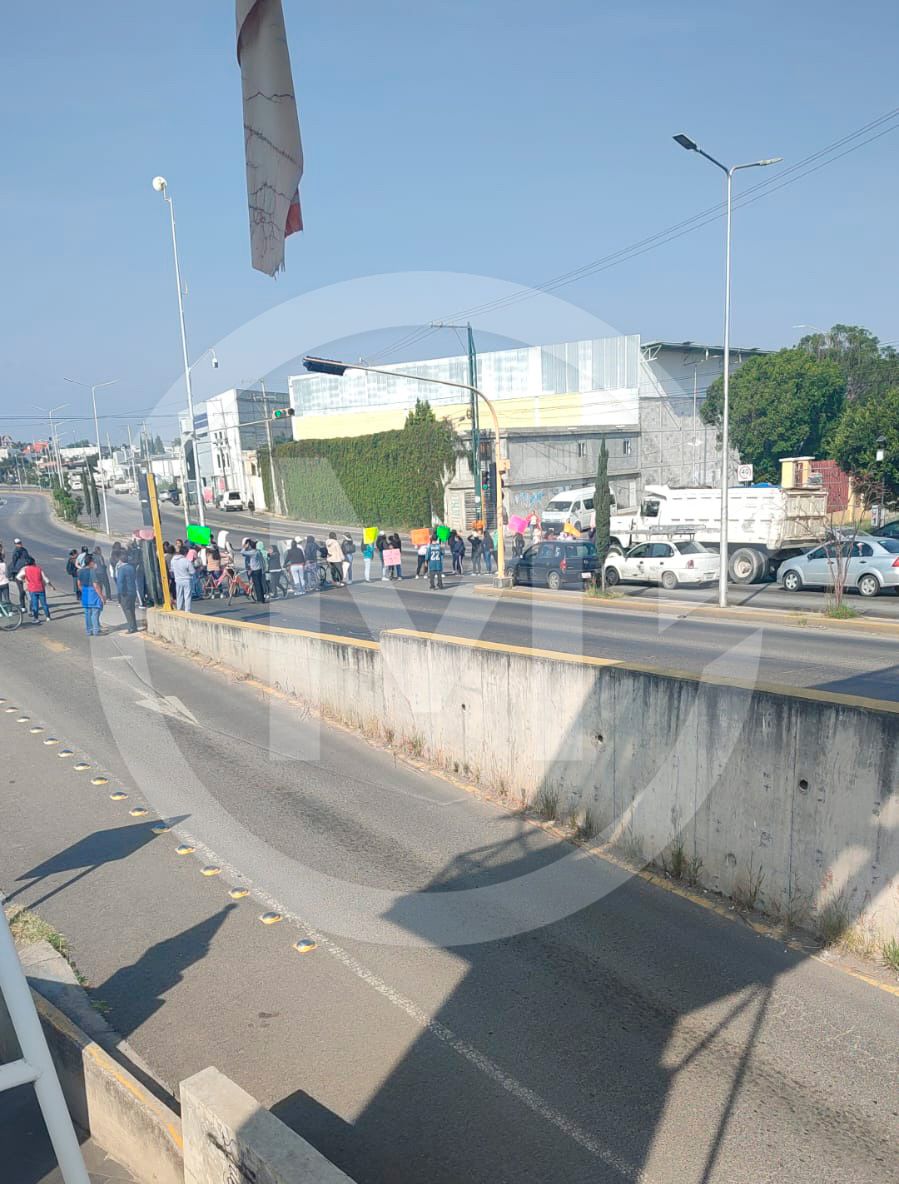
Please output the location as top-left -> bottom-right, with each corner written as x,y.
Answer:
187,524 -> 211,546
410,527 -> 431,546
363,526 -> 379,545
508,514 -> 528,535
382,548 -> 402,566
563,521 -> 580,538
436,524 -> 451,542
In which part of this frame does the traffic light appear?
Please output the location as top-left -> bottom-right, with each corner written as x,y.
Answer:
481,462 -> 496,496
271,407 -> 295,420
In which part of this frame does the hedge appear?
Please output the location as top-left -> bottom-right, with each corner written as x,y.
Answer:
260,401 -> 458,527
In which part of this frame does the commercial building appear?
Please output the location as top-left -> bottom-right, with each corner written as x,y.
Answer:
287,335 -> 762,528
180,387 -> 292,509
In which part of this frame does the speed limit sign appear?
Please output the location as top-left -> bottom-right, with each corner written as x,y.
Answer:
737,463 -> 754,483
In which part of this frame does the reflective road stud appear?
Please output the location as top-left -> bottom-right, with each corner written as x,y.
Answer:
29,727 -> 44,734
16,717 -> 29,723
175,844 -> 195,855
58,750 -> 73,758
259,912 -> 282,925
73,763 -> 91,772
200,866 -> 221,877
91,777 -> 109,786
151,823 -> 171,834
43,738 -> 60,745
228,888 -> 249,900
129,807 -> 149,818
293,939 -> 317,954
109,791 -> 128,801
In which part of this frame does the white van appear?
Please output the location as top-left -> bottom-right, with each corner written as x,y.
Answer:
542,486 -> 615,533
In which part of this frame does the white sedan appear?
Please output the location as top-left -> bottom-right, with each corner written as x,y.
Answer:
603,540 -> 720,590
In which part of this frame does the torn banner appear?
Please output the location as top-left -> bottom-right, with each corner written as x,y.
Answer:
237,0 -> 303,276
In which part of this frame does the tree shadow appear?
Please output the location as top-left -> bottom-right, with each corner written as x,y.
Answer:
814,661 -> 899,701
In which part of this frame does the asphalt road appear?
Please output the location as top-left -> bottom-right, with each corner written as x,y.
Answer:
6,490 -> 894,701
0,492 -> 896,1183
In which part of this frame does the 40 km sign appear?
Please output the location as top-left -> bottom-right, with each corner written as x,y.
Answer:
737,464 -> 754,483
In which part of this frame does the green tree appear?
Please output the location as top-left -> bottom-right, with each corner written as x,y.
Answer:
701,349 -> 845,481
830,387 -> 899,508
402,400 -> 459,521
796,324 -> 899,405
593,439 -> 611,587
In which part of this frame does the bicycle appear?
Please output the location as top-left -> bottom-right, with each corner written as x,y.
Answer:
224,568 -> 257,606
0,600 -> 24,631
201,571 -> 229,599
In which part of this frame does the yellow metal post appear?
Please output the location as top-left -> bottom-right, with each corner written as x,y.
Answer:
146,472 -> 172,611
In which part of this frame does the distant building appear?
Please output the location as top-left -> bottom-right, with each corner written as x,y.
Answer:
180,388 -> 293,509
286,335 -> 763,528
780,456 -> 861,523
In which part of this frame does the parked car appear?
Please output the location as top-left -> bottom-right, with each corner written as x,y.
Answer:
873,518 -> 899,542
159,486 -> 179,504
604,539 -> 719,590
511,539 -> 598,590
779,536 -> 899,597
217,490 -> 245,512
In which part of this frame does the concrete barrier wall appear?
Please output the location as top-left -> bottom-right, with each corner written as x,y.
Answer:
380,630 -> 899,938
150,610 -> 382,734
0,987 -> 184,1184
148,611 -> 899,939
182,1067 -> 354,1184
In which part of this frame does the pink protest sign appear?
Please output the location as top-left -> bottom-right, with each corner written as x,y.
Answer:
509,514 -> 528,535
383,548 -> 402,566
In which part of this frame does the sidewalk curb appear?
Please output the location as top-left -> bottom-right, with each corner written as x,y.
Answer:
472,582 -> 899,637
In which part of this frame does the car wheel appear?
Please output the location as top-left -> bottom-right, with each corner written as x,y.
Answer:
858,573 -> 880,598
729,547 -> 763,584
546,570 -> 563,591
660,570 -> 678,590
511,570 -> 519,586
604,566 -> 620,587
782,569 -> 802,592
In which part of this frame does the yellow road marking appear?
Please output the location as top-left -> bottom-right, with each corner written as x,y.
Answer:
41,638 -> 68,653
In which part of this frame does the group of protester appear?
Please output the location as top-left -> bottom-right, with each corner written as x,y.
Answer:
0,536 -> 143,637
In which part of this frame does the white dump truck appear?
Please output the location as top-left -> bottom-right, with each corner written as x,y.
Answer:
608,484 -> 829,583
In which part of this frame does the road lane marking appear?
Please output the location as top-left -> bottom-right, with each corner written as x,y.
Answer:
135,695 -> 199,726
174,827 -> 652,1182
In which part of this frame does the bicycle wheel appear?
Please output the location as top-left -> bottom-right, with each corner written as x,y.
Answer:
0,603 -> 24,631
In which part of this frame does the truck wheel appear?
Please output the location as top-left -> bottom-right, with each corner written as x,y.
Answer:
546,570 -> 563,591
858,573 -> 880,598
729,547 -> 763,584
660,570 -> 678,590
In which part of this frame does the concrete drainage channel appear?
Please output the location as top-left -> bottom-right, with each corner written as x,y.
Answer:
0,940 -> 354,1182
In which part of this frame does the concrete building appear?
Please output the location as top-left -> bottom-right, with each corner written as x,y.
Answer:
180,388 -> 292,509
286,334 -> 764,527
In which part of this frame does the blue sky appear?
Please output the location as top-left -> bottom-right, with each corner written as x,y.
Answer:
2,0 -> 897,442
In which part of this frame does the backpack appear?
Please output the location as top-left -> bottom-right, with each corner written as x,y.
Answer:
342,537 -> 356,555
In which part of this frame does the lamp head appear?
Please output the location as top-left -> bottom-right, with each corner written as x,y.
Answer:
673,133 -> 698,151
152,176 -> 168,193
211,350 -> 219,369
758,157 -> 783,166
303,356 -> 349,377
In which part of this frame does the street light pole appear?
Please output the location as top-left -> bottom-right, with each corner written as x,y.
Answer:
673,133 -> 782,607
303,356 -> 511,585
430,321 -> 481,521
63,378 -> 119,536
152,176 -> 205,526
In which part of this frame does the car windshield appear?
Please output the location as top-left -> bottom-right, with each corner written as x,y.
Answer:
568,543 -> 596,557
674,541 -> 707,554
548,501 -> 571,513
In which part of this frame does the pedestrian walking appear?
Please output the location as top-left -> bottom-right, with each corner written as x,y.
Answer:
171,548 -> 196,612
362,538 -> 374,582
376,531 -> 388,580
65,549 -> 80,597
79,555 -> 105,636
325,533 -> 345,585
19,559 -> 55,622
341,532 -> 356,584
0,548 -> 9,605
9,539 -> 30,610
304,535 -> 320,592
483,529 -> 495,574
415,541 -> 428,578
468,528 -> 483,574
93,546 -> 112,601
115,554 -> 139,633
267,543 -> 288,598
511,531 -> 525,558
388,532 -> 404,580
285,538 -> 306,594
450,530 -> 465,575
427,533 -> 445,590
241,540 -> 268,603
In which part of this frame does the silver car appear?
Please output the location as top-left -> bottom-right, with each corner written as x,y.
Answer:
779,535 -> 899,597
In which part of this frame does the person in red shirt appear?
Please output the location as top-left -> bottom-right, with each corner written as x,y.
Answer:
18,560 -> 55,623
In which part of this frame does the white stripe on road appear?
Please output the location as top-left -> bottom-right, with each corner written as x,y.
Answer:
177,829 -> 653,1183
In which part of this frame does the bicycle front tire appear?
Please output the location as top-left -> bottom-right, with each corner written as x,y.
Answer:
0,605 -> 24,631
